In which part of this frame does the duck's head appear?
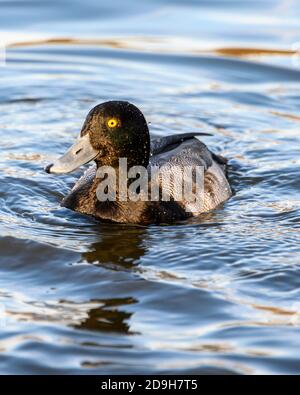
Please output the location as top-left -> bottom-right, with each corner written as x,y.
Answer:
45,101 -> 150,174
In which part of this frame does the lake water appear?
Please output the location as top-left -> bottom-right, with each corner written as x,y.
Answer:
0,0 -> 300,374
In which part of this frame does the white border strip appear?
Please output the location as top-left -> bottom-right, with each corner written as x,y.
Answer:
0,44 -> 6,67
0,303 -> 6,328
292,42 -> 300,68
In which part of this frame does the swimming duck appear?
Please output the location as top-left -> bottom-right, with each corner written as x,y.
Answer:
45,101 -> 232,224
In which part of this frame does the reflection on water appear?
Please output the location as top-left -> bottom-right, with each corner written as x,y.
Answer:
6,297 -> 137,334
82,227 -> 147,269
0,0 -> 300,375
72,298 -> 137,335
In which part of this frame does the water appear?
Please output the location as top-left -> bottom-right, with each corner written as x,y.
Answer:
0,0 -> 300,374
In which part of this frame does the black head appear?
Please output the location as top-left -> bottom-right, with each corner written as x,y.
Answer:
45,101 -> 150,174
81,101 -> 150,168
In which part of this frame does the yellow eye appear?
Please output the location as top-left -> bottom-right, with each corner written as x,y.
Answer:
107,118 -> 119,128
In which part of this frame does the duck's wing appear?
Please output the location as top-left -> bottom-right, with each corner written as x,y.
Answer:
150,134 -> 214,170
149,135 -> 232,214
151,132 -> 212,156
72,164 -> 96,190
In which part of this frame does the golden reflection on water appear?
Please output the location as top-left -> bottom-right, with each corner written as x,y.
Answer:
271,110 -> 300,122
5,36 -> 299,60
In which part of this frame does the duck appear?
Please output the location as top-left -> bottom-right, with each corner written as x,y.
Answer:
45,101 -> 232,224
